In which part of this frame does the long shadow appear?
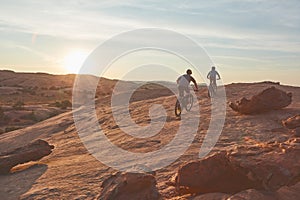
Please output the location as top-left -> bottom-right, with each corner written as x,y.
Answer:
0,164 -> 47,200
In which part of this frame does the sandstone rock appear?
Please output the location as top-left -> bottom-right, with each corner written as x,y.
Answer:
276,181 -> 300,200
175,152 -> 261,195
227,189 -> 275,200
0,139 -> 54,174
191,192 -> 230,200
230,140 -> 300,191
98,172 -> 161,200
229,87 -> 292,114
282,115 -> 300,129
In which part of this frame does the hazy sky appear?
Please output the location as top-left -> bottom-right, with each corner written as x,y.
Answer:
0,0 -> 300,85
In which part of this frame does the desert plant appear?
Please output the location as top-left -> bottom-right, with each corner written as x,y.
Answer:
0,106 -> 10,124
0,106 -> 4,118
60,100 -> 72,109
21,111 -> 38,122
49,100 -> 71,109
5,126 -> 20,132
13,101 -> 25,110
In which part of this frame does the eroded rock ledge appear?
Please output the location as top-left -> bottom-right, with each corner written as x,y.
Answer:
0,139 -> 54,174
229,87 -> 292,114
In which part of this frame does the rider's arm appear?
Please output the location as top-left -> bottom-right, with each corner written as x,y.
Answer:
176,76 -> 181,84
191,76 -> 198,90
207,71 -> 210,79
216,71 -> 221,79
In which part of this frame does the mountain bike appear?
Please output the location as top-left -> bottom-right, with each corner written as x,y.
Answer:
208,78 -> 220,98
175,87 -> 196,117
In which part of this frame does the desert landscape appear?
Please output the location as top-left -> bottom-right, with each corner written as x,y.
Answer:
0,70 -> 299,199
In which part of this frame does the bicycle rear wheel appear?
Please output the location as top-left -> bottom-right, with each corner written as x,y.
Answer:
208,84 -> 216,98
175,99 -> 182,117
185,94 -> 193,111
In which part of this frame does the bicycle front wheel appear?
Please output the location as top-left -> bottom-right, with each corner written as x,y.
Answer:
175,99 -> 182,117
185,94 -> 193,111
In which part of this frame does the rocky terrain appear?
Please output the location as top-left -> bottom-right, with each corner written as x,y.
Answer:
0,75 -> 299,199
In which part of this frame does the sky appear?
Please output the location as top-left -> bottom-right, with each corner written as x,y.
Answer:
0,0 -> 300,86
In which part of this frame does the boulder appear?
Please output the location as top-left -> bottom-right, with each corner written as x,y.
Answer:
0,139 -> 54,174
276,181 -> 300,200
282,115 -> 300,129
98,172 -> 161,200
191,182 -> 300,200
229,87 -> 292,114
191,192 -> 230,200
230,138 -> 300,191
226,189 -> 275,200
175,152 -> 261,195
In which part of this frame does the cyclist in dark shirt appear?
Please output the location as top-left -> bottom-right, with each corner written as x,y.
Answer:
177,69 -> 198,98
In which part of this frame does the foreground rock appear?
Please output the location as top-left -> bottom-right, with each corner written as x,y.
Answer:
0,139 -> 54,174
229,87 -> 292,114
98,172 -> 161,200
276,181 -> 300,200
175,138 -> 300,197
230,138 -> 300,191
192,182 -> 300,200
282,115 -> 300,129
175,152 -> 261,195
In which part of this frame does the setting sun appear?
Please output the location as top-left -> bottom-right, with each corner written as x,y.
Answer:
63,50 -> 89,74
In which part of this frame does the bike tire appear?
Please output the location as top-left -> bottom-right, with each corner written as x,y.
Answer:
175,99 -> 182,117
208,84 -> 216,98
185,94 -> 193,111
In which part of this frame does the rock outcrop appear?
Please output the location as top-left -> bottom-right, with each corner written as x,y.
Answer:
175,152 -> 261,195
229,87 -> 292,114
192,182 -> 300,200
98,172 -> 161,200
175,138 -> 300,197
0,139 -> 54,174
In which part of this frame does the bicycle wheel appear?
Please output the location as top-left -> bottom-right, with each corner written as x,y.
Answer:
208,84 -> 214,98
185,94 -> 193,111
175,99 -> 182,117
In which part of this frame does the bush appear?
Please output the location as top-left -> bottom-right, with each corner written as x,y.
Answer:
60,100 -> 72,109
5,126 -> 20,132
49,86 -> 59,90
20,111 -> 38,122
49,100 -> 72,109
13,101 -> 25,110
0,106 -> 10,124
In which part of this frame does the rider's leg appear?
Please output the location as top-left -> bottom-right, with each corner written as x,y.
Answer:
178,86 -> 184,102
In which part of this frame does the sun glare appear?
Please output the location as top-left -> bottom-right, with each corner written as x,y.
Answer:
63,50 -> 89,74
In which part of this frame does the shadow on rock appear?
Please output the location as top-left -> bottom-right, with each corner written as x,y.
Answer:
0,164 -> 48,200
0,139 -> 54,175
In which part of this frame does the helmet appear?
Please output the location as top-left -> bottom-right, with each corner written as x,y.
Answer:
212,66 -> 216,70
186,69 -> 192,75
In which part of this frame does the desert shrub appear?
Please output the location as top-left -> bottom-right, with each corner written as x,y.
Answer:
21,88 -> 37,95
13,101 -> 25,110
0,106 -> 10,124
60,100 -> 72,109
0,106 -> 4,118
20,111 -> 38,122
5,126 -> 20,132
48,111 -> 60,118
49,100 -> 72,109
49,86 -> 59,90
13,118 -> 20,122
